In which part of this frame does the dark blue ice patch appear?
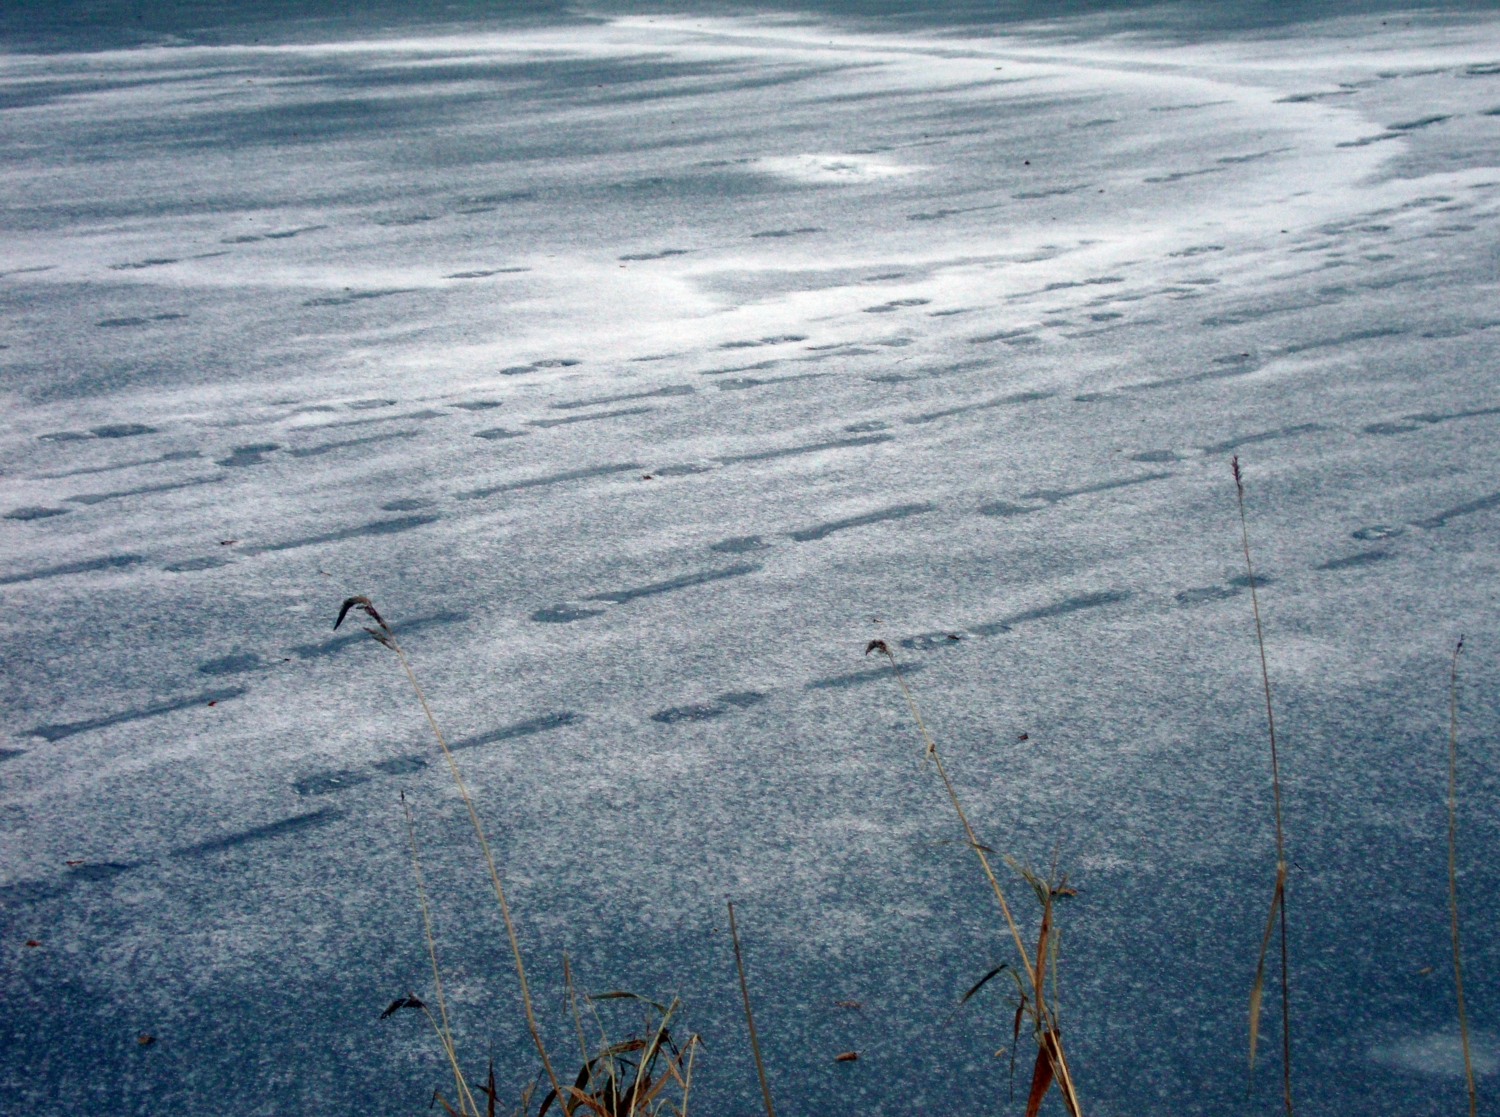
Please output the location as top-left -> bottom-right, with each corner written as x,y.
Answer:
528,406 -> 654,429
164,556 -> 229,572
0,748 -> 26,762
459,463 -> 642,500
370,755 -> 427,775
1280,328 -> 1406,356
551,384 -> 694,410
302,288 -> 417,307
290,611 -> 466,659
750,227 -> 820,238
651,704 -> 726,724
807,662 -> 924,690
1014,184 -> 1092,199
844,421 -> 888,433
1366,404 -> 1500,435
584,563 -> 761,605
380,498 -> 433,512
294,769 -> 373,796
618,248 -> 690,261
1129,450 -> 1180,463
238,513 -> 439,555
719,335 -> 807,349
531,605 -> 606,623
449,712 -> 582,751
864,299 -> 931,313
978,501 -> 1043,517
91,423 -> 156,438
97,313 -> 185,327
28,686 -> 247,742
1200,424 -> 1324,456
1316,551 -> 1390,571
1021,472 -> 1172,504
716,434 -> 892,465
445,268 -> 530,279
1175,586 -> 1240,606
710,535 -> 767,554
1144,167 -> 1226,184
474,428 -> 528,440
790,502 -> 935,542
904,392 -> 1052,425
217,443 -> 280,467
5,506 -> 69,520
0,553 -> 143,585
174,808 -> 345,857
967,328 -> 1035,344
65,476 -> 221,505
451,400 -> 504,410
288,430 -> 417,458
66,861 -> 136,882
969,590 -> 1130,635
37,431 -> 92,442
198,653 -> 262,676
1227,573 -> 1272,588
647,690 -> 765,724
899,632 -> 963,651
1353,525 -> 1405,541
1414,491 -> 1500,528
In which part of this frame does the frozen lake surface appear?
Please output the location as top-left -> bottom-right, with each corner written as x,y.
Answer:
4,2 -> 1500,1113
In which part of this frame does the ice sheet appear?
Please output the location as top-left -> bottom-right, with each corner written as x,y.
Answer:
3,5 -> 1500,1114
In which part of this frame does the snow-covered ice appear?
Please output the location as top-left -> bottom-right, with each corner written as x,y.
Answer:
3,3 -> 1500,1113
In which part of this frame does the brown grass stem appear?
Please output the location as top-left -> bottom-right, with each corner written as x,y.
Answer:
728,902 -> 776,1117
1233,458 -> 1293,1117
1448,637 -> 1476,1117
402,791 -> 478,1115
867,640 -> 1081,1116
336,597 -> 562,1107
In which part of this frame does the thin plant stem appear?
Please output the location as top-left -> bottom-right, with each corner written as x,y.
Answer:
869,642 -> 1080,1116
1448,637 -> 1476,1117
1233,458 -> 1293,1117
728,902 -> 776,1117
679,1034 -> 699,1117
403,791 -> 478,1116
336,598 -> 562,1105
564,954 -> 591,1068
392,641 -> 563,1104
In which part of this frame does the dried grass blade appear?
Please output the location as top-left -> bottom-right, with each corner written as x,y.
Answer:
728,902 -> 776,1117
1248,871 -> 1284,1078
1024,1038 -> 1055,1117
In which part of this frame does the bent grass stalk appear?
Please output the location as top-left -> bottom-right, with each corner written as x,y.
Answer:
1448,637 -> 1476,1117
335,597 -> 563,1108
866,639 -> 1080,1117
403,790 -> 480,1116
1232,457 -> 1292,1117
728,902 -> 777,1117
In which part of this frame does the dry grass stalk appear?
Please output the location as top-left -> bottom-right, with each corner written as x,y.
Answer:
865,639 -> 1081,1116
402,790 -> 481,1116
1447,637 -> 1476,1117
728,902 -> 777,1117
336,596 -> 563,1109
1231,458 -> 1292,1116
